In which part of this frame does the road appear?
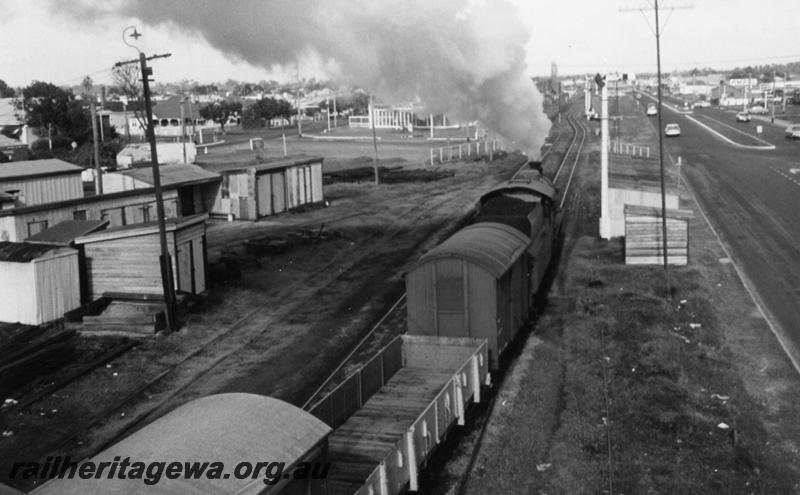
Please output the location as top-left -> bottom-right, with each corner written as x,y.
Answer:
644,95 -> 800,371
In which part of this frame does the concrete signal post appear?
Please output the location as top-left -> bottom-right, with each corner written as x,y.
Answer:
598,73 -> 616,240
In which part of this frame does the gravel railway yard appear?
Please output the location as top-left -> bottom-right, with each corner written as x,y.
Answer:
0,128 -> 531,491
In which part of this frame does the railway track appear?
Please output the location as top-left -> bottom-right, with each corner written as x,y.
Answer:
455,105 -> 587,495
18,157 -> 527,471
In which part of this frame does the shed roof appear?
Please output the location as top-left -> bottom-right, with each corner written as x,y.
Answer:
117,164 -> 221,187
202,155 -> 323,174
0,241 -> 72,262
26,220 -> 110,245
74,213 -> 208,244
0,159 -> 83,181
414,222 -> 529,278
31,393 -> 332,495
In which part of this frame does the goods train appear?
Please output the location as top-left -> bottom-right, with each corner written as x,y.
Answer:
405,160 -> 557,369
25,161 -> 557,495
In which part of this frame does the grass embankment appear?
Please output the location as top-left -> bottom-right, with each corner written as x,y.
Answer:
464,99 -> 800,494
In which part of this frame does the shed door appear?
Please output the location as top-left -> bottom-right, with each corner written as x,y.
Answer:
435,260 -> 465,337
177,241 -> 193,293
257,174 -> 272,217
271,172 -> 286,212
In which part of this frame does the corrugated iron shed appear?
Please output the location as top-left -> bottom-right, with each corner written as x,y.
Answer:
415,222 -> 529,278
118,164 -> 221,187
0,159 -> 83,181
0,241 -> 65,262
31,393 -> 332,495
202,154 -> 323,174
25,220 -> 110,246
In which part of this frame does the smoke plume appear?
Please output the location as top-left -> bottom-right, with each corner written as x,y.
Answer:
58,0 -> 551,153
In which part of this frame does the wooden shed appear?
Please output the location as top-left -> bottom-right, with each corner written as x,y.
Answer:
624,205 -> 693,266
0,242 -> 80,325
0,159 -> 83,207
405,222 -> 529,368
74,214 -> 208,300
206,156 -> 324,220
31,393 -> 332,495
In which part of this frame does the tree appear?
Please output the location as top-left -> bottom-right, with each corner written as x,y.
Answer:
200,100 -> 242,131
21,81 -> 92,144
0,79 -> 15,98
242,97 -> 294,128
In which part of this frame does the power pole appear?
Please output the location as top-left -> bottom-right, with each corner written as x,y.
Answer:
369,94 -> 379,184
90,101 -> 103,195
621,0 -> 692,298
180,97 -> 187,163
114,28 -> 178,332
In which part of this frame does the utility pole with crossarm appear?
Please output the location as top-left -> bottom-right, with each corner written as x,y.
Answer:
621,1 -> 693,298
114,27 -> 178,331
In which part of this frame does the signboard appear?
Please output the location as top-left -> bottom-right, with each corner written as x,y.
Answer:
728,78 -> 758,87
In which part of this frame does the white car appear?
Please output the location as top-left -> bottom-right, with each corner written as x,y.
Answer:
736,112 -> 751,123
665,123 -> 681,137
692,101 -> 710,109
785,124 -> 800,139
646,104 -> 657,116
749,105 -> 768,115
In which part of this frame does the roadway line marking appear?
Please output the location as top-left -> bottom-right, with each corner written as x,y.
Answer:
637,91 -> 775,150
683,114 -> 776,150
666,154 -> 800,376
769,166 -> 800,188
693,113 -> 775,147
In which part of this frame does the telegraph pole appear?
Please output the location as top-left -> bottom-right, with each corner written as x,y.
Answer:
114,27 -> 178,331
621,1 -> 692,298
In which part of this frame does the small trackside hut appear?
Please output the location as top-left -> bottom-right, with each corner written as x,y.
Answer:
74,214 -> 209,300
204,156 -> 324,220
405,222 -> 530,369
0,242 -> 80,325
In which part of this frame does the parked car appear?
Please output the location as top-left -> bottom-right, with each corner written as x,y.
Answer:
692,101 -> 710,109
785,124 -> 800,139
749,105 -> 768,115
665,123 -> 681,137
736,111 -> 751,123
646,104 -> 657,116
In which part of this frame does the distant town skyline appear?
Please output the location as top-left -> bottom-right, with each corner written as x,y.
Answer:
3,0 -> 800,90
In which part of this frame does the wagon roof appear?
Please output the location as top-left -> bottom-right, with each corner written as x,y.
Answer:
31,393 -> 332,495
479,174 -> 555,203
414,222 -> 529,278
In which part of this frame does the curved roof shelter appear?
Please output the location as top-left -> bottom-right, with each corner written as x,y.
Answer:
32,393 -> 331,495
415,222 -> 529,278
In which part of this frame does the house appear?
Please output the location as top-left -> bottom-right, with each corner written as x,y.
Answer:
203,156 -> 324,220
0,241 -> 80,325
115,142 -> 198,168
0,159 -> 84,207
114,96 -> 220,139
74,213 -> 209,300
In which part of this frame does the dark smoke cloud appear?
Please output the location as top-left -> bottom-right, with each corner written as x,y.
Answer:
57,0 -> 550,153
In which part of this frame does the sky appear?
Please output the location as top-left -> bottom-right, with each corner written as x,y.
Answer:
2,0 -> 800,89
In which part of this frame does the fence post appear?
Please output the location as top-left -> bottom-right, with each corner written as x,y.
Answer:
430,148 -> 434,166
439,148 -> 443,163
459,144 -> 462,160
